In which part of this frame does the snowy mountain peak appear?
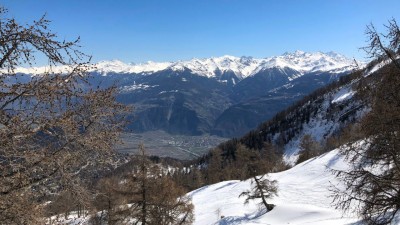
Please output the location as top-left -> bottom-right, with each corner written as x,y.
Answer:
214,55 -> 238,61
265,51 -> 357,74
283,50 -> 306,56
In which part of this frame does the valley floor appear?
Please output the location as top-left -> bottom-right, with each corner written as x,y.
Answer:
117,131 -> 227,160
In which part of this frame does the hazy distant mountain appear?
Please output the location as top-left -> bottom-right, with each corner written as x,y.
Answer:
16,51 -> 361,137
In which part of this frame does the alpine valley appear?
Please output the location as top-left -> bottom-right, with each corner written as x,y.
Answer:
19,51 -> 360,139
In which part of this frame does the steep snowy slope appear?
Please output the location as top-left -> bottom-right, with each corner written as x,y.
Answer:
277,60 -> 394,163
280,80 -> 368,164
188,148 -> 382,225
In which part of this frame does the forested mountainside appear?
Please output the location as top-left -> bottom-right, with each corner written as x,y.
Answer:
190,58 -> 389,185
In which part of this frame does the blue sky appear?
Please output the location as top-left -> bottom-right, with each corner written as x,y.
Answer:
3,0 -> 400,64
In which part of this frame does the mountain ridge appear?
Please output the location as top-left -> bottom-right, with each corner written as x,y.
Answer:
15,51 -> 361,80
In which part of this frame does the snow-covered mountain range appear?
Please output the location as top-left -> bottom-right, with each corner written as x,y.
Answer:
14,51 -> 362,138
17,51 -> 360,79
97,51 -> 358,78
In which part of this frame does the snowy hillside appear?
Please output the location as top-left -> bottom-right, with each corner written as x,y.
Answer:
42,148 -> 356,225
229,70 -> 369,164
188,148 -> 394,225
281,80 -> 368,164
15,51 -> 359,79
48,146 -> 400,225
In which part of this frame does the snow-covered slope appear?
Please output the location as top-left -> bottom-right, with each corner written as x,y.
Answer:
50,145 -> 400,225
46,149 -> 358,225
188,148 -> 376,225
281,80 -> 368,164
16,51 -> 359,79
231,70 -> 369,164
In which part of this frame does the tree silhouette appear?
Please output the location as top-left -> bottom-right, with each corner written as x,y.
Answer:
239,175 -> 278,211
333,19 -> 400,225
0,6 -> 129,223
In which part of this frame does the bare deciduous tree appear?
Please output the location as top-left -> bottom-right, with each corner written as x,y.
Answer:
239,175 -> 278,211
93,145 -> 194,225
0,7 -> 129,224
124,144 -> 194,225
92,176 -> 129,225
362,19 -> 400,70
333,19 -> 400,225
296,134 -> 321,164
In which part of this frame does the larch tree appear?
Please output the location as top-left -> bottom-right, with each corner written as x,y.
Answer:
239,143 -> 278,212
239,175 -> 278,211
121,144 -> 194,225
92,176 -> 129,225
205,148 -> 224,184
0,6 -> 129,224
296,134 -> 321,164
333,19 -> 400,225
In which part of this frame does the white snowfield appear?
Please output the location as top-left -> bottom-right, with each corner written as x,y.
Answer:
15,51 -> 360,78
188,149 -> 398,225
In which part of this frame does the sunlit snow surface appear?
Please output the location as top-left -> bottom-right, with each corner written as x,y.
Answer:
188,149 -> 398,225
332,87 -> 356,103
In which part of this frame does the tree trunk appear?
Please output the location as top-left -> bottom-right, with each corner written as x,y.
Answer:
254,176 -> 274,211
